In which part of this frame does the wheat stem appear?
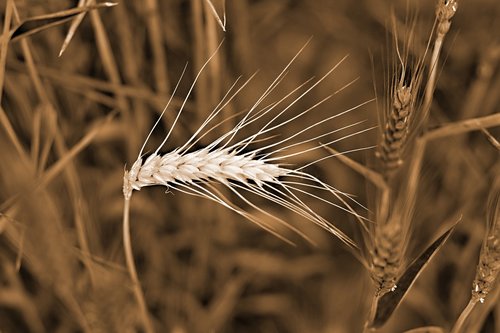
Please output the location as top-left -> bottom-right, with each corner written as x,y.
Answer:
122,196 -> 155,333
423,0 -> 458,120
363,291 -> 381,333
424,113 -> 500,141
450,298 -> 477,333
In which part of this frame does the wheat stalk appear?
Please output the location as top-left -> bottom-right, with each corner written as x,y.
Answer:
122,41 -> 373,332
370,14 -> 427,299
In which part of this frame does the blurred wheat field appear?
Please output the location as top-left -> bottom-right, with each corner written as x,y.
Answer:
0,1 -> 499,332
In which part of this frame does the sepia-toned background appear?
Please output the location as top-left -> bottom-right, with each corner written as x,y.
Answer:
0,0 -> 499,332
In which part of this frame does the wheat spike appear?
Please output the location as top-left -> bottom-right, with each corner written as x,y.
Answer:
436,0 -> 458,38
377,83 -> 412,172
370,221 -> 403,296
125,148 -> 286,192
124,41 -> 374,247
121,43 -> 374,331
376,14 -> 426,178
472,181 -> 500,303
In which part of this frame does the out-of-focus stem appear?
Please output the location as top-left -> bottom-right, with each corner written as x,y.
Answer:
423,0 -> 458,121
363,293 -> 380,333
450,298 -> 477,333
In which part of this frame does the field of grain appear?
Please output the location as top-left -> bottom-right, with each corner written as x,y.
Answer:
0,1 -> 499,332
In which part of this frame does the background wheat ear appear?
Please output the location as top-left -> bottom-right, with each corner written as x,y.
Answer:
375,10 -> 427,180
451,177 -> 500,333
376,82 -> 413,176
370,220 -> 403,296
472,178 -> 500,304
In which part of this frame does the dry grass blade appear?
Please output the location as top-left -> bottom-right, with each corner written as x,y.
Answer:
0,111 -> 115,216
205,0 -> 226,31
7,61 -> 184,110
369,220 -> 458,329
480,129 -> 500,150
87,2 -> 132,155
10,2 -> 117,42
59,0 -> 89,57
0,255 -> 45,333
323,145 -> 387,191
424,113 -> 500,141
0,1 -> 26,158
145,0 -> 170,93
206,274 -> 247,331
403,327 -> 444,333
0,0 -> 13,101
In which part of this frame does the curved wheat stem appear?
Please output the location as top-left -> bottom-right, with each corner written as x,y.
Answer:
122,197 -> 155,333
122,41 -> 373,330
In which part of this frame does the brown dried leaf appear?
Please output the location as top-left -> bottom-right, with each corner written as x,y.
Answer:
369,220 -> 458,328
10,2 -> 117,42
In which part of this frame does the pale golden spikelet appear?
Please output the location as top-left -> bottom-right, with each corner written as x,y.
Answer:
371,221 -> 404,296
472,181 -> 500,303
124,148 -> 287,194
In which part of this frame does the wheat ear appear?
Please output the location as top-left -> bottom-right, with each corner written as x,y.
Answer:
451,179 -> 499,333
122,41 -> 374,331
370,220 -> 403,296
376,14 -> 426,178
125,41 -> 373,246
472,181 -> 500,304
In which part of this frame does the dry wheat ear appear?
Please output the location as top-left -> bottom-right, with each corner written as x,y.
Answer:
124,43 -> 375,247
